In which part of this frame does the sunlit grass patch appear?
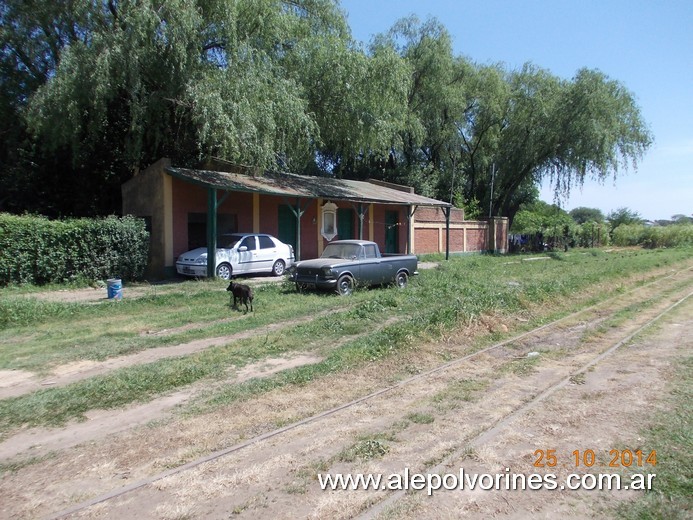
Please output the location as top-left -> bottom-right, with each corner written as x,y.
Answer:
0,247 -> 690,431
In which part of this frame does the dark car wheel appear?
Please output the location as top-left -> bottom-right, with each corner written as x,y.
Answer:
395,271 -> 408,289
336,275 -> 354,296
272,259 -> 286,276
216,263 -> 232,280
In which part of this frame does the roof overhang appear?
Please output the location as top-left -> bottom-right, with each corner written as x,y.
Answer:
165,166 -> 452,208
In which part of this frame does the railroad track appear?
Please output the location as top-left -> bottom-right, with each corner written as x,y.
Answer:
359,289 -> 693,519
45,265 -> 693,519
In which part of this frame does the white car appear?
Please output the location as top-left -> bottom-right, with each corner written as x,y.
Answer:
176,233 -> 294,280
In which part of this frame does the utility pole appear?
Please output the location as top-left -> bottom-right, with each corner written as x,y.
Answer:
488,163 -> 496,217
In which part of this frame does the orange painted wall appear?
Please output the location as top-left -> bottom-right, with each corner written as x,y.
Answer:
171,181 -> 345,260
170,177 -> 505,260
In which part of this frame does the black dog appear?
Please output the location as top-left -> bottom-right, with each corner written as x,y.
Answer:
227,281 -> 254,313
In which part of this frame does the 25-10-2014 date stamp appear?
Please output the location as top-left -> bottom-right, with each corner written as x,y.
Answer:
533,449 -> 657,468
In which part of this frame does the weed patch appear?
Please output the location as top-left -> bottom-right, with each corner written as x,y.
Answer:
339,439 -> 391,462
406,412 -> 435,424
432,378 -> 488,410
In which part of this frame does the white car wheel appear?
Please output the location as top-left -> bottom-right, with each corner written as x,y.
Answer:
272,259 -> 286,276
216,263 -> 232,280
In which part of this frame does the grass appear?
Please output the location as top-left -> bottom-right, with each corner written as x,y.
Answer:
0,280 -> 356,373
338,437 -> 392,462
0,247 -> 691,433
432,378 -> 489,410
500,355 -> 542,376
406,412 -> 435,424
616,355 -> 693,520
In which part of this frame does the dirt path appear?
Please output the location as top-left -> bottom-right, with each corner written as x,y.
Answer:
22,276 -> 287,305
0,266 -> 690,519
0,307 -> 345,400
60,286 -> 689,520
366,295 -> 692,519
0,313 -> 401,461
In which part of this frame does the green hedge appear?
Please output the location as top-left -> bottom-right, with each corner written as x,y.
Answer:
0,214 -> 149,285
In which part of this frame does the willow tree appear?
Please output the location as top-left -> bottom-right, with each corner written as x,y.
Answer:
282,33 -> 411,179
490,65 -> 653,223
2,0 -> 349,215
369,16 -> 468,198
370,17 -> 652,223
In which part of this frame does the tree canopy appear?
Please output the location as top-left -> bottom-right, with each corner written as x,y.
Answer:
607,207 -> 643,233
0,4 -> 653,220
569,207 -> 605,224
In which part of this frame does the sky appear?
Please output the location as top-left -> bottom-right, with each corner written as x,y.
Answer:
339,0 -> 693,222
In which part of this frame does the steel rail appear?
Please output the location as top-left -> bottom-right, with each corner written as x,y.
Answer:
45,265 -> 693,520
358,288 -> 693,519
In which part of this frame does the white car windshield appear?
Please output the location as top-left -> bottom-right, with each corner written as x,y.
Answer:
220,234 -> 246,248
321,243 -> 361,259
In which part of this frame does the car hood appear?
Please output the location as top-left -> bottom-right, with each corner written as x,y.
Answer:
177,247 -> 221,262
295,258 -> 353,269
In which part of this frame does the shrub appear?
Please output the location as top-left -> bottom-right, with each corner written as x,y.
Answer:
0,214 -> 149,285
612,224 -> 646,247
642,224 -> 693,249
575,222 -> 610,248
613,223 -> 693,249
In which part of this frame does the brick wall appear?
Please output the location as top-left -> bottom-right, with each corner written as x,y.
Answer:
415,228 -> 440,254
412,207 -> 508,255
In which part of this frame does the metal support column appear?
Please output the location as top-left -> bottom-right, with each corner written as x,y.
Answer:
352,202 -> 367,240
443,206 -> 451,260
206,188 -> 218,278
206,188 -> 230,278
295,198 -> 303,261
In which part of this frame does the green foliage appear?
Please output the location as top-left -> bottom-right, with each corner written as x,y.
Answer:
372,18 -> 651,224
24,0 -> 347,171
569,207 -> 605,224
462,197 -> 482,220
406,412 -> 434,424
612,224 -> 646,247
494,67 -> 651,223
0,246 -> 691,429
339,438 -> 391,462
607,207 -> 643,234
511,201 -> 576,247
2,0 -> 350,215
288,34 -> 410,176
0,213 -> 149,285
612,223 -> 693,248
574,221 -> 610,248
671,214 -> 693,224
1,4 -> 653,223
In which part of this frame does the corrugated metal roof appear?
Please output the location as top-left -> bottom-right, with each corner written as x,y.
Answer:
165,166 -> 451,207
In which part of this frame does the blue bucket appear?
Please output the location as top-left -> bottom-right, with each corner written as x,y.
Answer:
107,278 -> 123,300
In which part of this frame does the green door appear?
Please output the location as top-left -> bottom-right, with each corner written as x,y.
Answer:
278,205 -> 297,251
385,210 -> 399,254
337,208 -> 354,240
